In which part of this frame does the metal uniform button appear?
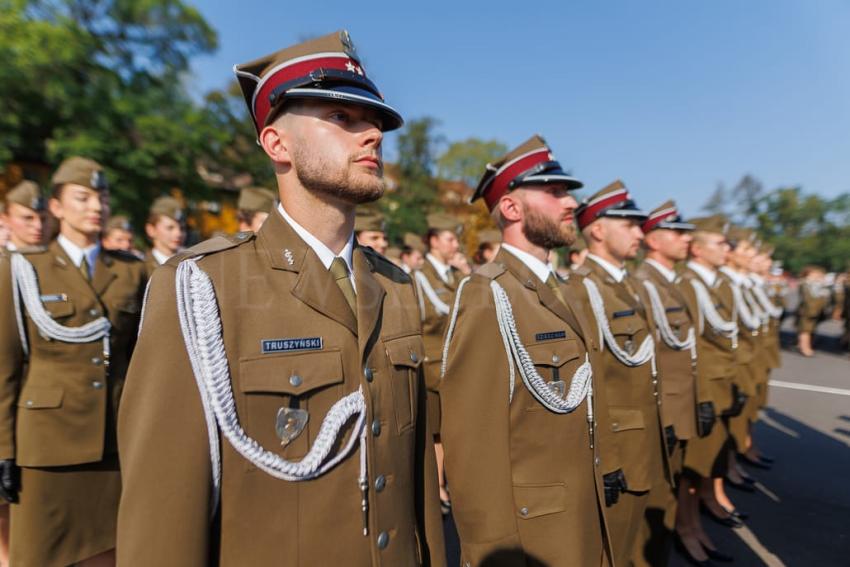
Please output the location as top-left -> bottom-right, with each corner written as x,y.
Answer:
377,531 -> 389,550
594,457 -> 601,465
364,367 -> 374,382
371,419 -> 381,437
88,308 -> 99,317
91,357 -> 103,366
409,352 -> 418,363
289,375 -> 302,387
92,381 -> 103,389
375,475 -> 386,492
551,354 -> 560,364
612,422 -> 619,431
25,400 -> 33,407
519,507 -> 529,517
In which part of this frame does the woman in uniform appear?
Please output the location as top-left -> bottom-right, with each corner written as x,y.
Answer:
0,157 -> 147,566
796,265 -> 829,356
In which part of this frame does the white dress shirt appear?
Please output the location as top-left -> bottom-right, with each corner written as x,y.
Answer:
58,234 -> 100,279
151,248 -> 171,266
278,203 -> 356,290
587,253 -> 627,283
501,243 -> 555,285
687,260 -> 717,287
645,258 -> 677,283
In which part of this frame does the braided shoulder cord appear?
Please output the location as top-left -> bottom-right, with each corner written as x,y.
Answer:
751,283 -> 783,319
689,278 -> 738,349
641,280 -> 696,361
582,278 -> 655,368
10,252 -> 111,358
413,270 -> 450,316
175,258 -> 367,516
727,280 -> 761,331
136,276 -> 154,337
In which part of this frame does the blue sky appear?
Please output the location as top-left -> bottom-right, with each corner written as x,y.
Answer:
188,0 -> 850,215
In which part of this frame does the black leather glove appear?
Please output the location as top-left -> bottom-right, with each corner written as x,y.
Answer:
723,384 -> 747,417
664,425 -> 677,455
0,459 -> 19,503
603,469 -> 627,507
697,401 -> 716,438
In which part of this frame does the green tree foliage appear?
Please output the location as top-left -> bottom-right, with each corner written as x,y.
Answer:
382,117 -> 442,239
436,137 -> 507,187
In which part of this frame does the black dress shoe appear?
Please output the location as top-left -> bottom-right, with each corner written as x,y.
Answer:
675,536 -> 718,567
723,506 -> 750,521
700,502 -> 744,528
739,453 -> 772,470
726,476 -> 756,492
705,547 -> 734,562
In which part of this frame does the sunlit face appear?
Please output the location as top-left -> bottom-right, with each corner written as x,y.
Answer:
3,202 -> 44,247
357,230 -> 388,255
272,100 -> 385,205
691,232 -> 729,268
515,184 -> 578,249
729,241 -> 756,270
401,249 -> 424,270
646,228 -> 692,262
751,252 -> 771,275
49,184 -> 105,237
598,217 -> 644,261
146,216 -> 185,255
429,230 -> 460,262
102,228 -> 134,251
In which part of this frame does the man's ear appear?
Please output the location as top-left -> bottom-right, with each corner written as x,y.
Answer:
259,120 -> 292,165
499,194 -> 523,223
587,220 -> 604,244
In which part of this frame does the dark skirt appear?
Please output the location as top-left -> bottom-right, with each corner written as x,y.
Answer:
10,456 -> 120,567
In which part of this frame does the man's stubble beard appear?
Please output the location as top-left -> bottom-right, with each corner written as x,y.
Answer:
290,142 -> 385,205
522,206 -> 576,250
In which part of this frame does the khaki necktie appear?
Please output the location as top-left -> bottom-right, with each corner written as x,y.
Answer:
445,268 -> 455,286
80,256 -> 91,282
545,273 -> 567,306
330,257 -> 357,314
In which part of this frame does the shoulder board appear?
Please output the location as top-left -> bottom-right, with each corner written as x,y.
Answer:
474,261 -> 507,280
166,232 -> 255,267
16,245 -> 47,255
572,265 -> 591,277
103,248 -> 142,263
361,246 -> 411,284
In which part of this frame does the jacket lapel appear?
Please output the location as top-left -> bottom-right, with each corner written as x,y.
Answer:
92,253 -> 117,297
49,241 -> 99,304
353,247 -> 386,360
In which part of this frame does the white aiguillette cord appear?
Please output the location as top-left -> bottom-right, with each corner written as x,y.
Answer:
10,252 -> 111,359
413,270 -> 450,316
174,257 -> 368,526
441,277 -> 592,416
642,280 -> 696,361
689,277 -> 738,349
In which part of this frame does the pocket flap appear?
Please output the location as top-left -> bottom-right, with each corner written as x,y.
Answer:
514,483 -> 566,519
239,350 -> 343,395
610,407 -> 645,432
609,316 -> 641,336
385,335 -> 425,369
18,387 -> 64,409
526,339 -> 580,367
43,299 -> 75,319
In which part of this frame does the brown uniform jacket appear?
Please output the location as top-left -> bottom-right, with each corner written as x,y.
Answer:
0,242 -> 146,465
143,249 -> 161,276
440,248 -> 612,567
634,262 -> 699,441
577,259 -> 668,493
416,257 -> 459,391
718,270 -> 759,397
679,266 -> 736,413
116,212 -> 445,566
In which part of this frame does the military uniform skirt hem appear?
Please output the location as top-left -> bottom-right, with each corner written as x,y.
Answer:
10,455 -> 120,567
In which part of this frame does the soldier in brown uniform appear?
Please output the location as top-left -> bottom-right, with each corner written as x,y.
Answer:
633,201 -> 711,567
143,196 -> 186,274
0,157 -> 147,566
796,265 -> 829,356
440,135 -> 615,566
413,212 -> 463,508
355,208 -> 389,255
676,216 -> 740,563
400,233 -> 426,274
116,31 -> 445,566
574,181 -> 669,567
236,186 -> 276,233
1,180 -> 46,252
101,216 -> 136,253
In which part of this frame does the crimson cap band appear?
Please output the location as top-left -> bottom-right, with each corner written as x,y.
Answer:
575,180 -> 647,230
641,200 -> 695,233
234,30 -> 403,134
471,135 -> 582,211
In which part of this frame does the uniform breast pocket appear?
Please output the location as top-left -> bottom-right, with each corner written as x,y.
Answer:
238,350 -> 344,467
40,298 -> 75,321
609,315 -> 644,354
384,335 -> 424,433
524,338 -> 582,411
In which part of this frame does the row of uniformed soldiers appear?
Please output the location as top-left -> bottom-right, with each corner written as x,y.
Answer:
0,30 -> 786,567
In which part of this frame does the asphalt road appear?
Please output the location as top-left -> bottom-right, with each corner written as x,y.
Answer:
670,334 -> 850,567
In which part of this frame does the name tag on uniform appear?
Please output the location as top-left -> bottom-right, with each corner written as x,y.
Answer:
40,293 -> 68,303
535,330 -> 567,342
613,309 -> 635,318
261,337 -> 323,354
665,306 -> 684,313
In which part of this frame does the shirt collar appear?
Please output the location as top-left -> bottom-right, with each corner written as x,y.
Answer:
151,248 -> 172,266
687,260 -> 717,286
6,242 -> 16,252
58,234 -> 100,275
278,203 -> 354,276
719,266 -> 750,287
426,253 -> 451,283
587,253 -> 626,283
501,243 -> 554,285
645,258 -> 677,283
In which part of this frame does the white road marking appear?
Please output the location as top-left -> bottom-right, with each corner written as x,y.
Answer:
760,413 -> 801,439
769,380 -> 850,397
734,524 -> 787,567
753,481 -> 781,503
